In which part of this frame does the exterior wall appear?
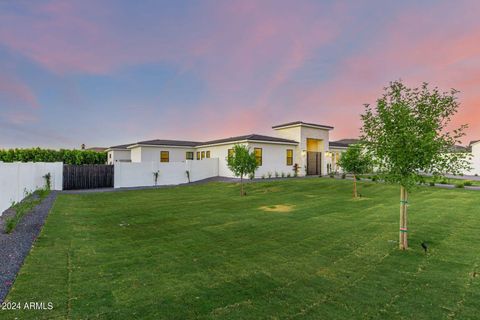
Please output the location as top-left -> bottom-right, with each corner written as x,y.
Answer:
469,143 -> 480,175
274,125 -> 330,175
0,162 -> 63,215
129,146 -> 195,163
186,158 -> 219,182
114,158 -> 218,188
247,142 -> 298,178
107,150 -> 131,164
196,143 -> 242,177
326,148 -> 346,173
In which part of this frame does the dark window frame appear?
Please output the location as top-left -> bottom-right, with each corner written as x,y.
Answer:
286,149 -> 293,165
160,151 -> 170,163
186,151 -> 194,160
254,148 -> 262,166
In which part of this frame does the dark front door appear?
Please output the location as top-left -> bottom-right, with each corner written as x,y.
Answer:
307,152 -> 322,176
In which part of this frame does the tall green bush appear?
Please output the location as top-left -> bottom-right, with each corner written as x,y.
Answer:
0,148 -> 107,165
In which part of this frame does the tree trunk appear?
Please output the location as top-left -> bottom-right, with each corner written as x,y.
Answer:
353,175 -> 357,198
399,186 -> 409,250
240,175 -> 244,196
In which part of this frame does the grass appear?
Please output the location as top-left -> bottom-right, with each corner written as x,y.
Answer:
5,179 -> 480,319
4,189 -> 50,233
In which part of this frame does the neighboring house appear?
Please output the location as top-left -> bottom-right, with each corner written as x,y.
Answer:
107,121 -> 359,177
86,147 -> 108,152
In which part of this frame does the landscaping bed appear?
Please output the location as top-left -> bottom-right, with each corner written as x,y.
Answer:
0,191 -> 57,302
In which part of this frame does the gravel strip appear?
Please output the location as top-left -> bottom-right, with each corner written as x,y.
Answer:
0,191 -> 58,303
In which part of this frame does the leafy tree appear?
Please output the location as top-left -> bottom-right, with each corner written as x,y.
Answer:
361,81 -> 470,250
337,144 -> 372,198
226,144 -> 259,196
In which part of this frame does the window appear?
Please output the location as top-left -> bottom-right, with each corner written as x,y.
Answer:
206,151 -> 210,158
254,148 -> 262,166
196,152 -> 200,160
160,151 -> 169,162
228,148 -> 234,158
286,149 -> 293,165
186,151 -> 194,160
109,153 -> 112,159
201,151 -> 205,159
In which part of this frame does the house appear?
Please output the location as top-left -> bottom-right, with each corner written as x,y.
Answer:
469,140 -> 480,175
107,121 -> 358,178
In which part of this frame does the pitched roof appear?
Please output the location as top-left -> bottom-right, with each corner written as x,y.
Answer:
134,139 -> 201,147
108,135 -> 298,150
86,147 -> 107,152
272,121 -> 334,130
329,139 -> 361,148
107,144 -> 133,150
198,134 -> 297,146
470,140 -> 480,146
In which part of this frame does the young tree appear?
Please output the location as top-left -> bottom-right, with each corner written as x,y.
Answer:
361,81 -> 470,250
226,144 -> 259,196
337,144 -> 372,198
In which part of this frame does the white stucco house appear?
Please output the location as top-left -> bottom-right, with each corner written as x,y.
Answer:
107,121 -> 354,178
468,140 -> 480,176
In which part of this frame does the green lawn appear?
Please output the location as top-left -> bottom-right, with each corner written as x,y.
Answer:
5,179 -> 480,319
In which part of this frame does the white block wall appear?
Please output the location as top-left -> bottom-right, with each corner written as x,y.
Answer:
114,158 -> 219,188
0,162 -> 63,215
186,158 -> 219,182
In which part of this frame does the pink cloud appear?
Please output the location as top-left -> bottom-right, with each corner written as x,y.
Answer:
0,75 -> 39,109
6,111 -> 38,125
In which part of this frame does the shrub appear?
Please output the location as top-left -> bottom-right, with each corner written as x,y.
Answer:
281,172 -> 285,178
464,181 -> 473,186
261,174 -> 265,179
43,172 -> 51,190
267,172 -> 272,178
372,176 -> 378,182
429,182 -> 435,186
287,173 -> 291,178
341,173 -> 346,179
293,164 -> 299,177
275,172 -> 279,178
248,172 -> 255,180
455,182 -> 464,188
440,179 -> 448,184
329,172 -> 335,178
0,148 -> 107,164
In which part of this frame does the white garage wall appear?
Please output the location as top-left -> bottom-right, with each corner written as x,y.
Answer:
114,158 -> 219,188
0,162 -> 63,215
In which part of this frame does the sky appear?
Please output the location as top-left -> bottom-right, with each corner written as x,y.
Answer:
0,0 -> 479,149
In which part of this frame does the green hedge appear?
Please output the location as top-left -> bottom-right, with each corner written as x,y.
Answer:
0,148 -> 107,165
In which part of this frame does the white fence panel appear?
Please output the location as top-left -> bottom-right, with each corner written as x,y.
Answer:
0,162 -> 63,215
186,158 -> 219,182
114,159 -> 219,188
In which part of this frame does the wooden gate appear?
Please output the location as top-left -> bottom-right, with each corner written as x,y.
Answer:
63,165 -> 114,190
307,152 -> 322,176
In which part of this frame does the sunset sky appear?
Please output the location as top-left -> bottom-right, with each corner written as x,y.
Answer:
0,0 -> 479,149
